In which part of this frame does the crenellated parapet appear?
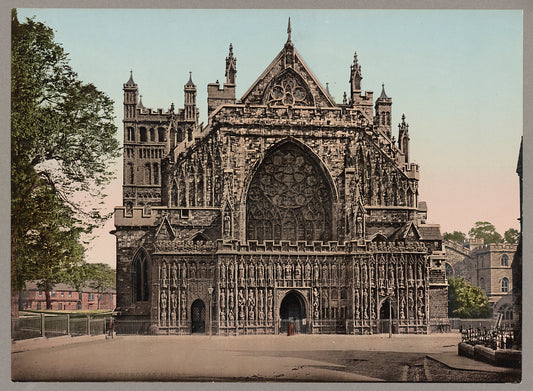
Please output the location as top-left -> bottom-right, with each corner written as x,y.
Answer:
215,239 -> 427,255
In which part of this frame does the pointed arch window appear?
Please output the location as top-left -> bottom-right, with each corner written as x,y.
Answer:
153,163 -> 159,185
133,250 -> 149,301
145,164 -> 152,185
140,127 -> 147,142
246,142 -> 333,243
158,127 -> 165,143
501,254 -> 509,267
501,277 -> 509,293
149,128 -> 155,142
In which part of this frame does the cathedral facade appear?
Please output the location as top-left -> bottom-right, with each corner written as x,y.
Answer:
113,27 -> 448,335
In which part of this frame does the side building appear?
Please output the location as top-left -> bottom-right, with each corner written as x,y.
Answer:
113,25 -> 447,335
444,239 -> 516,321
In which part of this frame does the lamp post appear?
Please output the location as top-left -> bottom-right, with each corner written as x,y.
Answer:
207,287 -> 214,337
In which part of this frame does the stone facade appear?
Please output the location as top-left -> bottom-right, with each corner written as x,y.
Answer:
113,27 -> 447,335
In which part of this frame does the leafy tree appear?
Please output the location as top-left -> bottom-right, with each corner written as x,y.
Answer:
448,277 -> 491,318
468,221 -> 502,244
11,11 -> 119,295
85,263 -> 116,310
23,186 -> 85,309
443,231 -> 466,244
504,228 -> 519,244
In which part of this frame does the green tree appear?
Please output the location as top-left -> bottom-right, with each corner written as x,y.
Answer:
85,263 -> 116,310
448,277 -> 491,318
504,228 -> 519,244
11,11 -> 119,296
443,231 -> 466,244
468,221 -> 502,244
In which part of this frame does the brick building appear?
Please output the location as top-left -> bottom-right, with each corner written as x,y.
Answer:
113,24 -> 447,335
18,281 -> 116,311
444,239 -> 516,320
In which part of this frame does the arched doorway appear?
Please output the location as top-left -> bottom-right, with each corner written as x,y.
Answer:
246,141 -> 335,244
379,298 -> 396,334
279,291 -> 306,334
191,299 -> 206,334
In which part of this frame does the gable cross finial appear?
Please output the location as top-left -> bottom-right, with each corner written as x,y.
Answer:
287,17 -> 292,43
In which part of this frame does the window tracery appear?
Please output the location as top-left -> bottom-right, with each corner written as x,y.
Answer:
266,73 -> 311,106
246,143 -> 332,243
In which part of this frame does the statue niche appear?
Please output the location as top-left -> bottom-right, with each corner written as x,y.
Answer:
246,142 -> 333,243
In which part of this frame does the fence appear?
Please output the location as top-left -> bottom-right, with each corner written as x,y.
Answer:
461,324 -> 518,350
12,313 -> 113,341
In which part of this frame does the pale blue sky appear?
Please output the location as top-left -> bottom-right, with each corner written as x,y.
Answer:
17,9 -> 523,266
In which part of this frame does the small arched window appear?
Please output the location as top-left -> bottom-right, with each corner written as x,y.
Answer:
127,127 -> 135,141
158,127 -> 165,142
187,128 -> 193,142
153,163 -> 159,185
445,263 -> 454,278
140,127 -> 147,142
133,250 -> 149,301
501,277 -> 509,293
501,254 -> 509,267
149,128 -> 155,142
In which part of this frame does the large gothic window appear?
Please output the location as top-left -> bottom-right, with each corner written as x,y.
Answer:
246,142 -> 333,243
133,250 -> 149,301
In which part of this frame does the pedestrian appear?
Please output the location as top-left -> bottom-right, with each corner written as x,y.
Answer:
288,318 -> 295,336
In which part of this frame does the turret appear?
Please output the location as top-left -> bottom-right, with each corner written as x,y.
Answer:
348,51 -> 373,117
123,70 -> 138,119
398,114 -> 410,164
184,72 -> 197,123
225,43 -> 237,85
350,52 -> 362,96
207,44 -> 237,115
375,84 -> 392,139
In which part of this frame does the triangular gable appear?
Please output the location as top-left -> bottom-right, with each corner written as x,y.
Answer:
403,222 -> 420,240
155,215 -> 176,241
240,42 -> 336,108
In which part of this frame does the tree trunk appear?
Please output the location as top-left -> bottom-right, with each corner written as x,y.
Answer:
45,290 -> 52,310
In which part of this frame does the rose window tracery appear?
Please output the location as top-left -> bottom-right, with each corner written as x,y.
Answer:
267,76 -> 310,106
246,143 -> 332,243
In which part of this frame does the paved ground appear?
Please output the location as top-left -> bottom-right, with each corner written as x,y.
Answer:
11,333 -> 521,382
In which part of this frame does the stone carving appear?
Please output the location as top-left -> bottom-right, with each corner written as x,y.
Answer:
161,262 -> 167,281
228,289 -> 234,309
295,262 -> 301,279
258,262 -> 264,282
305,262 -> 311,280
238,290 -> 245,320
284,262 -> 292,280
220,289 -> 226,309
276,263 -> 282,280
388,265 -> 395,288
314,262 -> 319,281
229,262 -> 235,282
267,262 -> 274,283
354,264 -> 360,286
313,288 -> 319,319
160,291 -> 167,326
400,296 -> 406,319
355,289 -> 360,318
322,263 -> 328,281
249,262 -> 255,282
239,262 -> 245,284
171,262 -> 178,286
340,263 -> 346,282
220,262 -> 226,282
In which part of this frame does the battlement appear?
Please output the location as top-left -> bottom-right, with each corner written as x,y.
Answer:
402,163 -> 420,179
136,107 -> 171,118
472,243 -> 518,253
216,239 -> 427,254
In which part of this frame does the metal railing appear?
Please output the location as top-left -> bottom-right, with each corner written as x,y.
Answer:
461,324 -> 518,350
11,313 -> 113,341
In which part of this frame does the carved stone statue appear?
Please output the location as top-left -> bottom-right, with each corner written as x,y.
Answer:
229,262 -> 235,282
314,262 -> 319,281
220,262 -> 226,282
171,262 -> 178,282
295,263 -> 301,279
305,262 -> 311,280
284,262 -> 292,280
161,262 -> 168,281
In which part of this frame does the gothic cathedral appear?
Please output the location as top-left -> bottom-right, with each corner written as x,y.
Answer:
113,25 -> 449,335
